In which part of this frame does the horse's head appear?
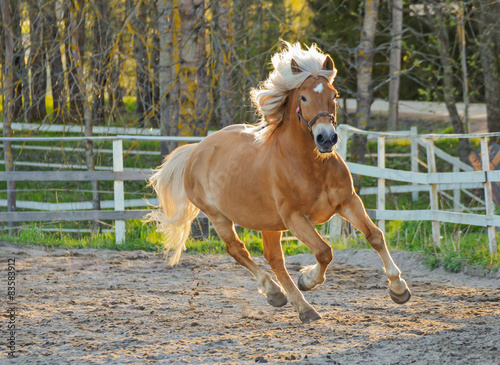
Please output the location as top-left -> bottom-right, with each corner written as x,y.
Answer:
292,56 -> 339,154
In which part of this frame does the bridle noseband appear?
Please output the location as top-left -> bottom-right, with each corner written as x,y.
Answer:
296,87 -> 337,138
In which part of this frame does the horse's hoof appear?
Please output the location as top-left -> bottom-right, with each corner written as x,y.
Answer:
267,292 -> 288,307
298,275 -> 311,291
299,309 -> 322,324
389,288 -> 411,304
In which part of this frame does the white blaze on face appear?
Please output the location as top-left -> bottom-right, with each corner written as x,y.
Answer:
313,83 -> 323,93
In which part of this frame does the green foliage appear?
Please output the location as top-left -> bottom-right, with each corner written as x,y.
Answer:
0,220 -> 163,252
386,219 -> 500,273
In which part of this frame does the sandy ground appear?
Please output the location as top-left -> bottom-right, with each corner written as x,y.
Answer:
1,241 -> 499,364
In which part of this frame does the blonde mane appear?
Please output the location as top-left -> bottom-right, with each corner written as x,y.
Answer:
250,42 -> 337,141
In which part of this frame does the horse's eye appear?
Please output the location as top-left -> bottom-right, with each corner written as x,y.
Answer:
301,96 -> 307,102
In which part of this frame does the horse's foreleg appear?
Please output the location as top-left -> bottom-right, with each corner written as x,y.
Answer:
262,231 -> 321,323
338,194 -> 411,304
281,213 -> 333,291
207,213 -> 287,308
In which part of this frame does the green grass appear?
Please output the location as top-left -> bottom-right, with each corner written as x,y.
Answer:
4,218 -> 498,274
386,220 -> 500,272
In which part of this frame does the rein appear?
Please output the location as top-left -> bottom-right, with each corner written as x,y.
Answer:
295,87 -> 337,138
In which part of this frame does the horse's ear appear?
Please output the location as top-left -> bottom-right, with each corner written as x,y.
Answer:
291,59 -> 302,74
322,55 -> 334,71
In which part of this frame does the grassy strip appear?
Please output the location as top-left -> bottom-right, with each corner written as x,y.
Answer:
1,219 -> 498,274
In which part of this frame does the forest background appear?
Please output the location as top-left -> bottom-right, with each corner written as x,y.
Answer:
1,0 -> 499,140
0,0 -> 499,218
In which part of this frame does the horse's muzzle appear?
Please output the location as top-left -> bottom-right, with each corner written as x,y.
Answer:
316,131 -> 338,153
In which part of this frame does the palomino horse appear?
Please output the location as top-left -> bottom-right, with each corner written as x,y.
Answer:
148,42 -> 411,323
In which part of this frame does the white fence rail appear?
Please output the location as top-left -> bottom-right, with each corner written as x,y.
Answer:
1,125 -> 499,254
331,125 -> 499,254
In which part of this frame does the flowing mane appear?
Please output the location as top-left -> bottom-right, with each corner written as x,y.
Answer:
250,42 -> 337,141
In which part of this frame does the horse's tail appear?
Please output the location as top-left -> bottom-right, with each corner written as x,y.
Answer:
146,144 -> 200,266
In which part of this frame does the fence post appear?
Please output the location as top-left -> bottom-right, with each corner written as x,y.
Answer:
377,135 -> 385,233
329,126 -> 349,242
453,165 -> 460,212
113,139 -> 125,244
410,126 -> 418,202
480,137 -> 497,254
426,138 -> 441,247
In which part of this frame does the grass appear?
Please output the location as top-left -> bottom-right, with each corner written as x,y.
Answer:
2,218 -> 499,274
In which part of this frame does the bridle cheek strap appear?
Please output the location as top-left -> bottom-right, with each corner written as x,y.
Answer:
296,89 -> 337,138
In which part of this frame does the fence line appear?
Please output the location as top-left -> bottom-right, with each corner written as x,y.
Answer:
1,127 -> 499,254
334,125 -> 498,254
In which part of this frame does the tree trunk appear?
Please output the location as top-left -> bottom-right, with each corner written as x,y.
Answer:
68,1 -> 101,233
134,0 -> 150,126
11,0 -> 24,121
1,0 -> 16,232
477,0 -> 500,141
194,0 -> 209,135
28,0 -> 47,122
388,0 -> 402,131
353,0 -> 379,165
215,0 -> 233,128
65,0 -> 85,124
92,0 -> 110,127
158,0 -> 179,158
178,0 -> 197,135
432,6 -> 471,163
151,10 -> 160,129
48,0 -> 66,123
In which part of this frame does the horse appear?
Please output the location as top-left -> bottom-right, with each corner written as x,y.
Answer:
147,42 -> 411,323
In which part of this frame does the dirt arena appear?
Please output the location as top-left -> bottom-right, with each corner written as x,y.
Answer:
1,241 -> 499,364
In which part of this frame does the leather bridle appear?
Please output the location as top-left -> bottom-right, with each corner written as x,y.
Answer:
296,87 -> 337,138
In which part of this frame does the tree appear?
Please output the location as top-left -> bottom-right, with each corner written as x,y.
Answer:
424,2 -> 470,162
133,0 -> 153,126
158,0 -> 179,157
27,0 -> 48,122
47,0 -> 66,123
214,0 -> 234,128
388,0 -> 402,130
352,0 -> 379,165
476,0 -> 500,139
65,0 -> 85,124
1,0 -> 16,231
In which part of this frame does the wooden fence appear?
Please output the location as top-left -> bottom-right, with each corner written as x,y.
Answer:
331,125 -> 499,254
0,127 -> 499,254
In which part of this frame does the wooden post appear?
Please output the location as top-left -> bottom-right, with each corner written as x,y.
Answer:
410,126 -> 419,202
329,126 -> 349,242
113,139 -> 125,244
426,139 -> 441,247
377,136 -> 386,233
480,137 -> 497,254
453,165 -> 460,212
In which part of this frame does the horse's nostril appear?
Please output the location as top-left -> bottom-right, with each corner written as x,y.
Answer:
316,134 -> 325,144
332,133 -> 338,144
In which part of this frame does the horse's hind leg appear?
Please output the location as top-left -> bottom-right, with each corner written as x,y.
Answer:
262,231 -> 321,323
207,212 -> 287,308
338,194 -> 411,304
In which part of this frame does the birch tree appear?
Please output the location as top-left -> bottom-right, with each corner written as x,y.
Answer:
388,0 -> 402,130
353,0 -> 379,164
